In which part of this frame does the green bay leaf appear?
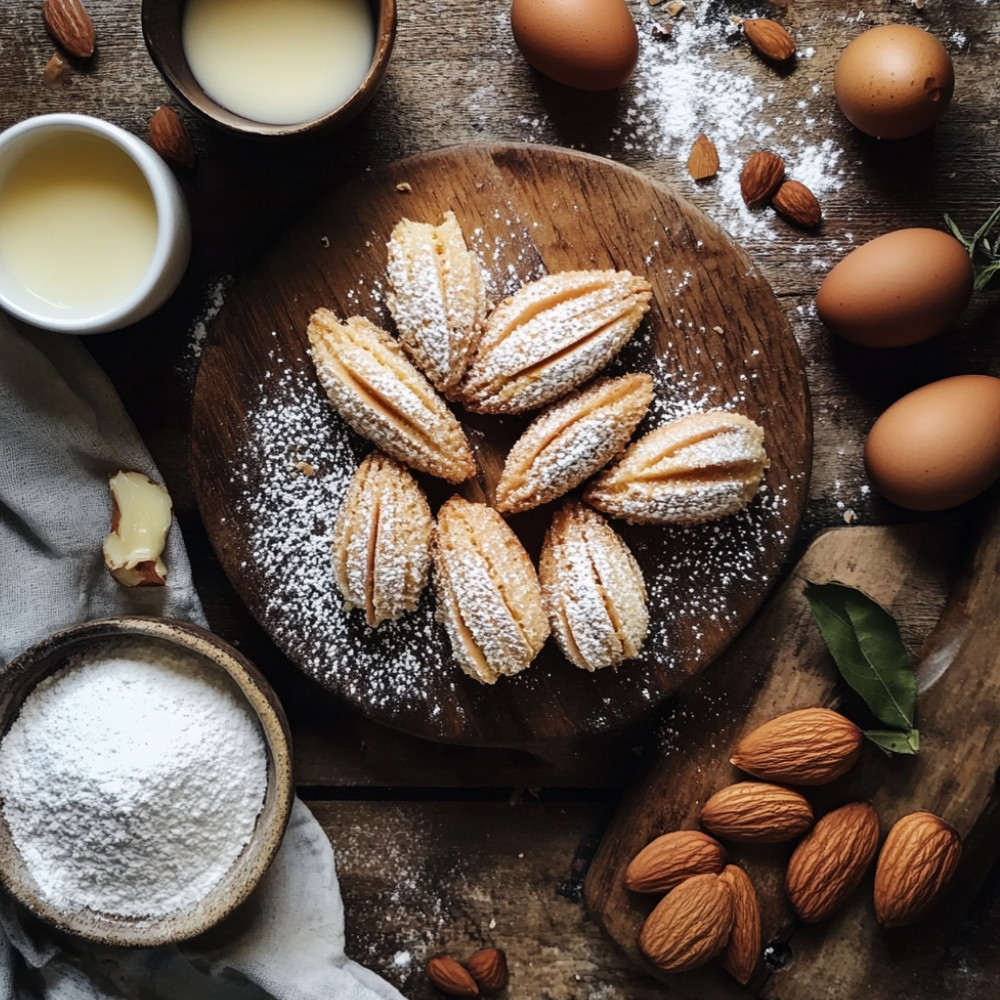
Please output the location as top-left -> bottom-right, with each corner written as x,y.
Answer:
804,580 -> 916,732
864,728 -> 920,756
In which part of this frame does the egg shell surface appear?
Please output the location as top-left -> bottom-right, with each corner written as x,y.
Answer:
816,228 -> 972,348
864,375 -> 1000,511
834,24 -> 954,139
510,0 -> 639,92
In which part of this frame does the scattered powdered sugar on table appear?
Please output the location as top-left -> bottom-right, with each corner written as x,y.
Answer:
0,638 -> 267,921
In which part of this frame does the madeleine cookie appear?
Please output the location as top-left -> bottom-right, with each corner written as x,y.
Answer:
307,309 -> 476,483
495,373 -> 654,514
459,269 -> 652,414
434,496 -> 549,684
385,212 -> 489,396
584,410 -> 769,525
331,452 -> 433,627
540,502 -> 648,671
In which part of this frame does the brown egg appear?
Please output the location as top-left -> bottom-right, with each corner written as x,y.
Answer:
864,375 -> 1000,511
834,24 -> 954,139
511,0 -> 639,91
816,228 -> 973,348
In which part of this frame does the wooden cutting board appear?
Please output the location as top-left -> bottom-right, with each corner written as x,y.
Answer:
190,143 -> 810,750
583,503 -> 1000,997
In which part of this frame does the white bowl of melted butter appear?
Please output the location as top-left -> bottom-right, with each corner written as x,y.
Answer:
0,114 -> 191,334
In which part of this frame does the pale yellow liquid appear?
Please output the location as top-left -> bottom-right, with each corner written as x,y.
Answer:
0,133 -> 158,317
182,0 -> 375,126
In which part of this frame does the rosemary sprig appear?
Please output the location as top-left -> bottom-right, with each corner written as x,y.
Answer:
945,204 -> 1000,292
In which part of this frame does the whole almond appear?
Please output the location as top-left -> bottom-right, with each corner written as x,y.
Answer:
43,0 -> 95,58
687,133 -> 720,181
730,708 -> 863,785
718,865 -> 761,985
743,18 -> 796,62
785,801 -> 881,922
638,873 -> 734,973
426,954 -> 479,996
700,782 -> 813,843
739,151 -> 785,208
772,179 -> 822,229
623,829 -> 727,893
873,811 -> 962,928
149,106 -> 197,170
464,948 -> 508,992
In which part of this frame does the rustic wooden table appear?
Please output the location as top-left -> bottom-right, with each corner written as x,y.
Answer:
3,0 -> 1000,997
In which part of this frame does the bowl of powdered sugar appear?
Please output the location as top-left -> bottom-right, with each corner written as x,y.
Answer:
0,616 -> 293,946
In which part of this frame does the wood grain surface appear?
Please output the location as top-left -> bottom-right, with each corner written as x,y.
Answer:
190,143 -> 810,750
3,0 -> 1000,996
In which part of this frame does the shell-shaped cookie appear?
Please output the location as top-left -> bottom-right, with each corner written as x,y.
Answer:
331,452 -> 433,627
583,410 -> 769,525
434,496 -> 550,684
494,373 -> 654,514
385,212 -> 489,396
539,501 -> 648,671
307,309 -> 476,483
459,269 -> 653,414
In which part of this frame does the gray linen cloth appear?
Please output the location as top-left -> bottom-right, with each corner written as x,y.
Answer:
0,318 -> 405,1000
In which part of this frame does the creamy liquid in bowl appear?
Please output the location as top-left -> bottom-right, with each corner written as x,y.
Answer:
182,0 -> 375,126
0,132 -> 158,319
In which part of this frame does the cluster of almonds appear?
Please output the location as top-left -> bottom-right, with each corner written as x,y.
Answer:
41,0 -> 197,168
682,15 -> 823,231
309,211 -> 770,683
624,707 -> 963,982
426,947 -> 508,997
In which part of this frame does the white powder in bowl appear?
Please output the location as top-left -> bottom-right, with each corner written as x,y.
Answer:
0,638 -> 268,921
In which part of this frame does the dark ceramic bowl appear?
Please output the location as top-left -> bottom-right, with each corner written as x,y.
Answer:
141,0 -> 396,138
0,617 -> 294,946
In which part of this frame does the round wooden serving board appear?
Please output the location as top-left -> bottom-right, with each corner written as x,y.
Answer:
190,144 -> 811,750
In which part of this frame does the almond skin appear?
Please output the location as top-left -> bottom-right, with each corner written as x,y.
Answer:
772,179 -> 822,229
730,708 -> 863,785
149,106 -> 197,170
43,0 -> 95,58
700,782 -> 813,844
785,801 -> 881,922
687,133 -> 720,181
739,151 -> 785,208
427,954 -> 479,996
718,865 -> 761,985
464,948 -> 508,992
623,829 -> 727,893
638,873 -> 734,973
873,811 -> 962,928
743,18 -> 796,62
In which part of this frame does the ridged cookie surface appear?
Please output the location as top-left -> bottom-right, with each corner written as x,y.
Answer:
331,452 -> 433,627
540,501 -> 648,671
584,410 -> 769,525
434,496 -> 549,684
307,309 -> 476,483
385,212 -> 488,396
459,269 -> 652,414
495,373 -> 653,514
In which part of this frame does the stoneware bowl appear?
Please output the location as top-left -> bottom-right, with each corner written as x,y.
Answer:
0,617 -> 294,947
0,114 -> 191,334
141,0 -> 397,138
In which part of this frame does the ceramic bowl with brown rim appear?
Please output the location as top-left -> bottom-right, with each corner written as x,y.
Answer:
141,0 -> 396,138
0,616 -> 294,947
